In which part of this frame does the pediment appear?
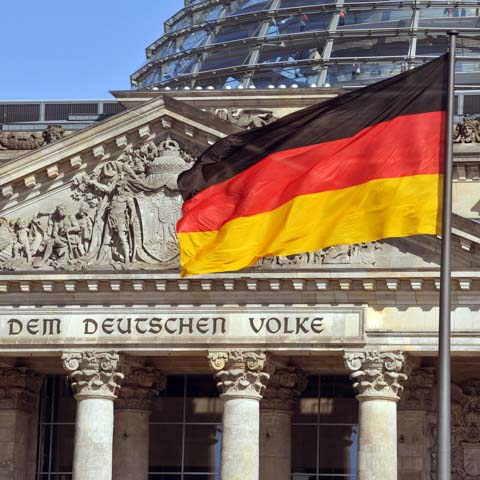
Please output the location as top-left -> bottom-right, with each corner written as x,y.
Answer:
0,96 -> 239,272
0,94 -> 479,275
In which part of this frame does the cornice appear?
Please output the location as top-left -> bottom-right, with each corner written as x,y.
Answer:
0,270 -> 478,295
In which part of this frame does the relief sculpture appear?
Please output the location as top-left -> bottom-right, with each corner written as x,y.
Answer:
0,137 -> 192,270
431,380 -> 480,479
454,118 -> 480,144
0,125 -> 65,150
0,135 -> 385,271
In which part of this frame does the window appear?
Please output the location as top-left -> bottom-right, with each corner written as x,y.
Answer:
36,377 -> 75,479
36,375 -> 358,480
149,375 -> 222,479
291,375 -> 359,479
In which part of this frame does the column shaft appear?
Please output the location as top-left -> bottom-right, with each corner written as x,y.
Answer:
222,397 -> 260,480
0,368 -> 42,480
113,410 -> 150,480
112,364 -> 165,480
63,351 -> 124,480
358,399 -> 397,479
73,397 -> 114,480
345,350 -> 408,480
259,410 -> 292,480
208,350 -> 271,480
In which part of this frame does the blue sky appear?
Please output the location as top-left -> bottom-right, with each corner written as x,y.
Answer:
1,1 -> 185,100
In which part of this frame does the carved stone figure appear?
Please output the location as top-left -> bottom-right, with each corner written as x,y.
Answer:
215,108 -> 277,129
40,204 -> 81,265
454,118 -> 480,144
0,137 -> 193,271
0,125 -> 66,150
42,125 -> 65,144
257,242 -> 381,268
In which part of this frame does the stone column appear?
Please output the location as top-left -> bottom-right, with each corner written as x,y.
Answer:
208,350 -> 271,480
0,367 -> 43,480
397,368 -> 435,480
260,365 -> 307,480
113,364 -> 166,480
345,350 -> 408,480
62,351 -> 124,480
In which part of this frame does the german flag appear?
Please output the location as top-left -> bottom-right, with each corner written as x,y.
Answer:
177,55 -> 448,277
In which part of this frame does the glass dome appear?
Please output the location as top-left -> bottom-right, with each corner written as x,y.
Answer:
131,0 -> 480,90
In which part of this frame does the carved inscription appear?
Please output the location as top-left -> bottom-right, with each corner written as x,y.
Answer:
0,308 -> 363,346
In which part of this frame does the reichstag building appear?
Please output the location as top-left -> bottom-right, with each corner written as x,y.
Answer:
1,1 -> 480,479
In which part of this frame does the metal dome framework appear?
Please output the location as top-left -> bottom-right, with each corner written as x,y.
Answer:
131,0 -> 480,90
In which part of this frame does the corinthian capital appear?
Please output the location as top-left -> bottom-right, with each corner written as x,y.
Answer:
116,366 -> 166,411
344,350 -> 408,401
0,368 -> 43,412
62,351 -> 124,400
261,365 -> 307,411
208,350 -> 271,399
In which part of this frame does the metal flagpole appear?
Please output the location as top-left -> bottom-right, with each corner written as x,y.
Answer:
437,30 -> 457,480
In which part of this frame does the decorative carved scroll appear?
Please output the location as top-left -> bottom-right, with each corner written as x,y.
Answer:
62,351 -> 124,399
261,364 -> 307,411
208,349 -> 272,399
344,350 -> 408,401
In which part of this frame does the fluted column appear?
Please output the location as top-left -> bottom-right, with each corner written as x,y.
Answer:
0,368 -> 43,480
62,351 -> 124,480
113,364 -> 166,480
209,350 -> 271,480
345,350 -> 408,480
260,365 -> 307,480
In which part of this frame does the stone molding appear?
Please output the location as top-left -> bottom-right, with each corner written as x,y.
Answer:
62,351 -> 124,400
208,349 -> 271,399
344,350 -> 408,401
261,364 -> 307,411
0,367 -> 43,412
398,367 -> 435,411
116,365 -> 166,411
0,274 -> 478,295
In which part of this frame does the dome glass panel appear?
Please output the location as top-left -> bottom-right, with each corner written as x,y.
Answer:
229,0 -> 272,14
337,8 -> 413,29
132,0 -> 480,89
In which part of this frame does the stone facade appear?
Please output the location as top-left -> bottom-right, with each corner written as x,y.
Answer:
0,89 -> 479,479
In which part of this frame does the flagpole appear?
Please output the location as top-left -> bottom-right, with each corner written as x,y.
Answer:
437,30 -> 457,480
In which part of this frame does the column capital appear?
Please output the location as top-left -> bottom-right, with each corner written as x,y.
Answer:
344,350 -> 408,401
261,365 -> 307,412
0,367 -> 43,412
62,351 -> 124,400
116,365 -> 166,411
208,349 -> 272,400
398,367 -> 435,411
